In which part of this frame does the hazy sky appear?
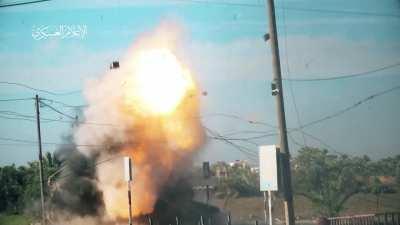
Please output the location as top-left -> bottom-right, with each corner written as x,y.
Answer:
0,0 -> 400,165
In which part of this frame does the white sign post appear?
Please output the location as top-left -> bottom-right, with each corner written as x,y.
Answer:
124,157 -> 133,225
259,145 -> 279,225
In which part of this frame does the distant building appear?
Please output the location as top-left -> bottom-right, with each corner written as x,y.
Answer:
229,159 -> 250,169
378,176 -> 396,185
368,176 -> 396,185
214,161 -> 229,179
250,167 -> 259,174
211,160 -> 256,179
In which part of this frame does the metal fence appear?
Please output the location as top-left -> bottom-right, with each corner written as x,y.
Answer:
328,212 -> 400,225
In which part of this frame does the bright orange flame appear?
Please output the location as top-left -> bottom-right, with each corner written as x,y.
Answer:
78,24 -> 205,221
124,48 -> 195,115
94,47 -> 204,219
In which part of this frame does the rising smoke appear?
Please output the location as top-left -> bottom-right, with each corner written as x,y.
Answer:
49,136 -> 104,219
70,22 -> 206,221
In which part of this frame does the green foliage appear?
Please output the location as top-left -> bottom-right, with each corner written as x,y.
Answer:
0,152 -> 61,215
396,162 -> 400,185
368,155 -> 400,177
292,147 -> 370,216
211,148 -> 399,216
292,148 -> 400,216
0,214 -> 32,225
1,147 -> 399,220
214,164 -> 259,207
0,165 -> 24,213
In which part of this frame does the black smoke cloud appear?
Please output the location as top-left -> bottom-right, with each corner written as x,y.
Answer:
49,136 -> 104,217
48,136 -> 221,224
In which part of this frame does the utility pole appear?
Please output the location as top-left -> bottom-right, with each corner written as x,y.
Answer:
124,157 -> 133,225
128,179 -> 133,225
265,1 -> 295,225
35,94 -> 46,225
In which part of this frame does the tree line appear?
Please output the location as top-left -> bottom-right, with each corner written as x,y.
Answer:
1,147 -> 399,218
212,147 -> 400,216
0,152 -> 61,215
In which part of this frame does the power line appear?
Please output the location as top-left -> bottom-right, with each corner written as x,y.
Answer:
222,129 -> 276,137
171,0 -> 262,8
287,131 -> 350,157
282,6 -> 400,19
0,123 -> 263,158
281,0 -> 307,147
0,110 -> 33,116
209,135 -> 260,147
48,118 -> 119,127
0,98 -> 117,127
40,98 -> 87,109
0,81 -> 81,96
0,105 -> 274,129
0,115 -> 36,122
0,110 -> 71,124
0,109 -> 272,155
3,85 -> 398,156
0,110 -> 42,120
0,109 -> 121,127
53,131 -> 259,182
0,116 -> 64,124
206,133 -> 257,157
300,85 -> 400,129
39,101 -> 77,120
0,97 -> 34,102
212,132 -> 278,141
204,126 -> 258,160
236,132 -> 277,140
0,136 -> 105,147
0,0 -> 51,8
299,130 -> 342,155
44,155 -> 118,184
284,62 -> 400,82
289,129 -> 355,157
201,113 -> 277,128
2,96 -> 279,129
0,143 -> 40,147
169,0 -> 400,18
4,80 -> 396,153
51,130 -> 259,181
2,83 -> 399,135
203,120 -> 278,141
287,133 -> 305,148
52,154 -> 123,181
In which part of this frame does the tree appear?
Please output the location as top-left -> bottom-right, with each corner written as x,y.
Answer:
369,155 -> 400,177
396,162 -> 400,186
0,152 -> 62,215
214,164 -> 259,208
0,165 -> 24,213
369,176 -> 385,210
292,147 -> 369,216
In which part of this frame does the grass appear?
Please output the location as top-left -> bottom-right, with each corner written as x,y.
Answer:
208,192 -> 400,225
0,214 -> 33,225
0,193 -> 398,225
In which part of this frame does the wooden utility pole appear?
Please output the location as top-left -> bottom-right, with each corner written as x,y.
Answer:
35,94 -> 46,225
265,1 -> 296,225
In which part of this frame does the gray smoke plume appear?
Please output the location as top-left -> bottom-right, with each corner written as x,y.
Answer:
49,136 -> 104,217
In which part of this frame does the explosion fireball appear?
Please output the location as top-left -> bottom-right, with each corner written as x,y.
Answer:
125,48 -> 195,115
74,23 -> 205,221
